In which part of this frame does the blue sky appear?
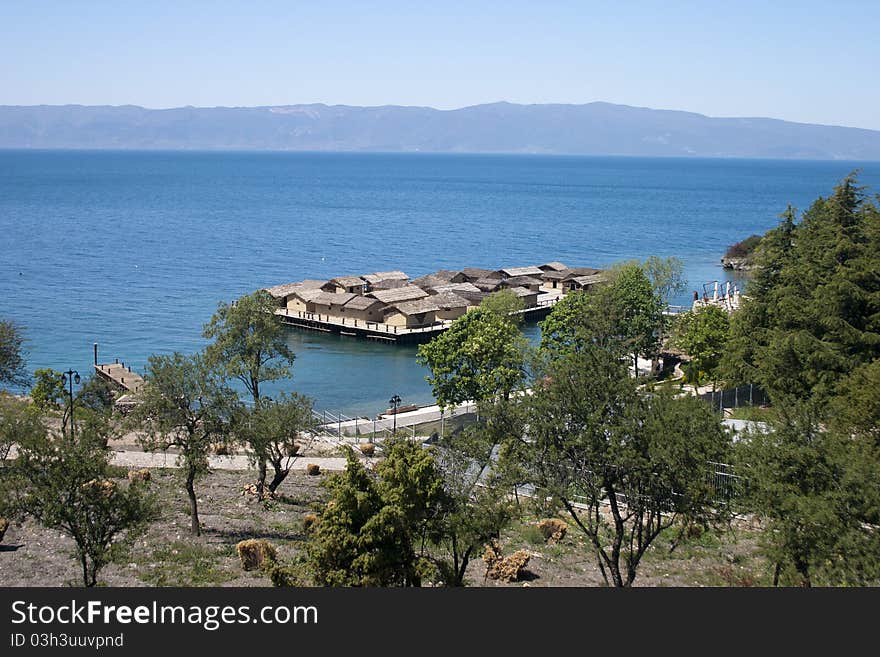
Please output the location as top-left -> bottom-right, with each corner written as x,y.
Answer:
2,1 -> 878,129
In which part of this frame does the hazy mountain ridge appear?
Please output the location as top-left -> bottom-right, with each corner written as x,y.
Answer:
1,101 -> 878,159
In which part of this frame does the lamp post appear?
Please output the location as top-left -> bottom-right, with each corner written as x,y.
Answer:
389,394 -> 402,434
61,369 -> 81,439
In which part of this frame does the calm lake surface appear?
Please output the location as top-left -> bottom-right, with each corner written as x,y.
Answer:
1,150 -> 877,415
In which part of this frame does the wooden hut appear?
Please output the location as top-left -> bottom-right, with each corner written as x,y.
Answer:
323,276 -> 369,295
383,298 -> 440,328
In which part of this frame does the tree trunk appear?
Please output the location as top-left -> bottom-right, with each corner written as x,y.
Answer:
81,555 -> 94,587
267,460 -> 289,494
773,561 -> 781,587
186,469 -> 200,536
455,546 -> 473,587
256,460 -> 268,499
633,353 -> 639,378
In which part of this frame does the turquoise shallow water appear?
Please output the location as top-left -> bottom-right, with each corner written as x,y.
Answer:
1,150 -> 877,415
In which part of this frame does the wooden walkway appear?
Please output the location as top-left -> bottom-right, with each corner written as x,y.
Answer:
94,361 -> 145,393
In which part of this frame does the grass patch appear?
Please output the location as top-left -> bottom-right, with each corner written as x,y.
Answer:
137,540 -> 234,586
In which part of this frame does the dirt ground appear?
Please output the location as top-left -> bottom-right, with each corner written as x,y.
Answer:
1,464 -> 768,587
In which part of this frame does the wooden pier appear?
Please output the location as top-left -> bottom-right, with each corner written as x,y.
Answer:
94,357 -> 145,393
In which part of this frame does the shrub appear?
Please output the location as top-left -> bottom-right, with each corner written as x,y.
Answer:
536,518 -> 567,544
302,513 -> 318,533
287,443 -> 301,458
236,539 -> 277,571
358,443 -> 375,457
483,539 -> 531,582
127,468 -> 151,484
0,518 -> 8,543
306,463 -> 321,476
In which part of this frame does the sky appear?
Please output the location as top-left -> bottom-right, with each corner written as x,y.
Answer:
2,1 -> 879,130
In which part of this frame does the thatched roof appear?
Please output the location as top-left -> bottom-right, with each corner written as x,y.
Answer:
571,274 -> 606,287
386,298 -> 441,316
362,271 -> 408,284
499,266 -> 544,278
429,282 -> 481,294
474,277 -> 504,291
310,291 -> 357,306
412,270 -> 458,289
344,296 -> 384,311
329,276 -> 367,288
432,291 -> 470,309
503,275 -> 542,287
567,267 -> 603,277
539,262 -> 569,272
369,278 -> 410,291
264,279 -> 327,298
460,267 -> 495,281
368,286 -> 429,304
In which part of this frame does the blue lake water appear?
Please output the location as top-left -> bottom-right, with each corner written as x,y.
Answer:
1,150 -> 877,415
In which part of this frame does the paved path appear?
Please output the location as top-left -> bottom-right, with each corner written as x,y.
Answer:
111,450 -> 350,471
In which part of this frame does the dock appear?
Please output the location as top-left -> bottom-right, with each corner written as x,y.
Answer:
93,347 -> 145,393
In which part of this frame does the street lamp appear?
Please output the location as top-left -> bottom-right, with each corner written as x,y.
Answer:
61,369 -> 81,439
389,394 -> 402,434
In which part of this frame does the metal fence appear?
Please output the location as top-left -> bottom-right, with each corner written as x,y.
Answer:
699,384 -> 770,412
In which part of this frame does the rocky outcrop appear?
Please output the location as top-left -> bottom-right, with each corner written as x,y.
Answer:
720,256 -> 757,272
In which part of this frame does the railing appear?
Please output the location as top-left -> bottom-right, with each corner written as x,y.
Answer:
313,409 -> 417,441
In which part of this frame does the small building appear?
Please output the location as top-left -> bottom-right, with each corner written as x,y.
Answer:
323,276 -> 369,295
563,273 -> 606,294
368,285 -> 429,305
497,266 -> 544,280
539,269 -> 569,291
361,271 -> 409,290
500,275 -> 542,292
473,277 -> 504,292
383,298 -> 440,328
431,291 -> 470,321
538,262 -> 569,272
264,280 -> 327,309
307,292 -> 357,317
341,295 -> 386,323
282,287 -> 326,313
428,282 -> 485,305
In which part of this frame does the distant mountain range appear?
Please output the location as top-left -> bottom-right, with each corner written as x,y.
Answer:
1,101 -> 878,159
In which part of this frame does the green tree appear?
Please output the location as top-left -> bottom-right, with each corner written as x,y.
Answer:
642,255 -> 686,307
30,368 -> 65,410
736,404 -> 880,586
832,359 -> 880,446
203,289 -> 296,407
9,422 -> 158,586
307,446 -> 446,586
0,320 -> 29,390
526,347 -> 730,587
0,395 -> 44,482
128,352 -> 238,536
236,392 -> 316,497
430,424 -> 513,585
722,176 -> 880,404
306,449 -> 418,586
540,263 -> 663,376
480,289 -> 525,324
417,307 -> 528,409
671,304 -> 730,392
